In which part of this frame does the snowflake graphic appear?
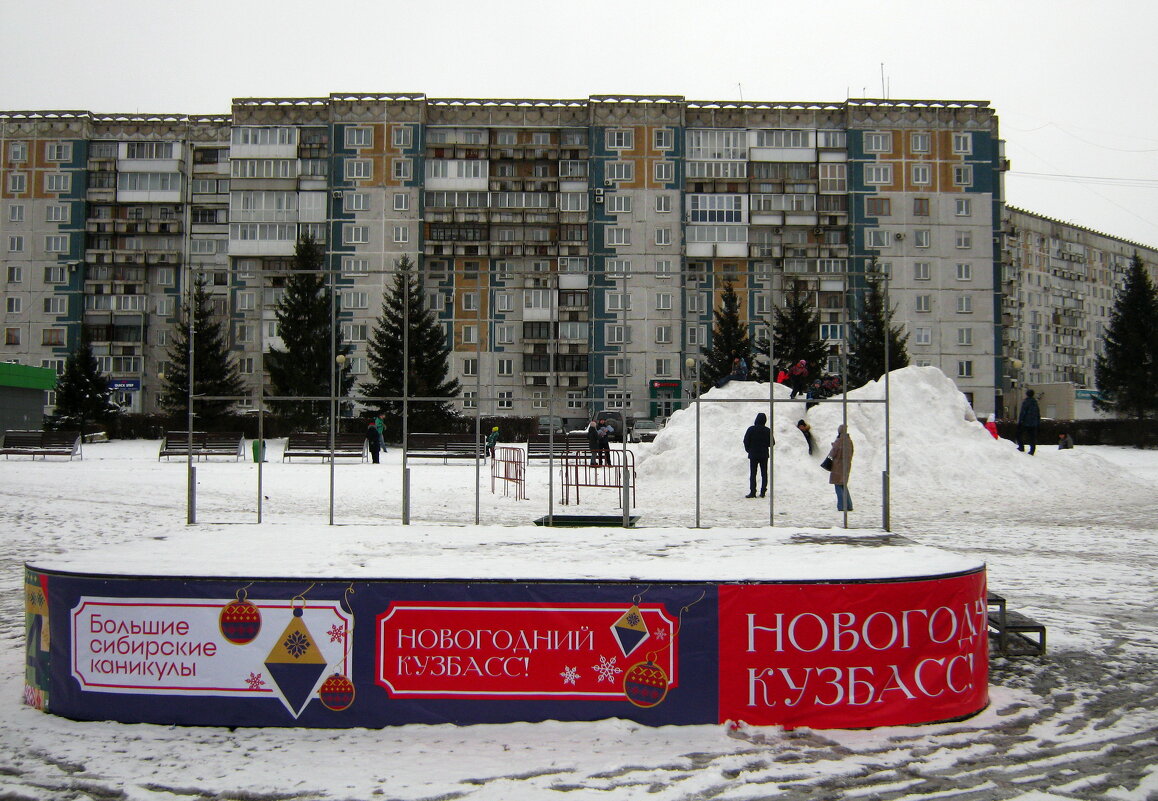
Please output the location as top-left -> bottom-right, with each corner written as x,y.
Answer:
245,672 -> 266,690
592,655 -> 622,684
625,610 -> 642,627
283,630 -> 311,659
327,624 -> 347,643
560,666 -> 580,685
654,627 -> 669,642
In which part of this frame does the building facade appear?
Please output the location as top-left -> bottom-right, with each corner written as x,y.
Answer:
1,95 -> 1154,424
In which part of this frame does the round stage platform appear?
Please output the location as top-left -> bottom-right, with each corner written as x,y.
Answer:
25,525 -> 988,730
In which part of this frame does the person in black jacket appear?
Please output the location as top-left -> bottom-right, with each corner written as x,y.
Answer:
1017,389 -> 1041,455
743,412 -> 772,498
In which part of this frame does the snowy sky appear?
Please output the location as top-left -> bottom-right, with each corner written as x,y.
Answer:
2,0 -> 1156,247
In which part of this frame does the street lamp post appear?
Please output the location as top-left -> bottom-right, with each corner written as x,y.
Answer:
685,356 -> 701,528
866,258 -> 891,531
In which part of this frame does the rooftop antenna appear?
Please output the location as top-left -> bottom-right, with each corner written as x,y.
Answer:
881,63 -> 886,97
738,82 -> 744,101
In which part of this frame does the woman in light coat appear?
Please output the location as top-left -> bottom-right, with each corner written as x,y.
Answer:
827,424 -> 854,511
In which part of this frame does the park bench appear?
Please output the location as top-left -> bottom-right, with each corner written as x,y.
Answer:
406,432 -> 484,463
526,434 -> 590,460
987,591 -> 1047,657
158,431 -> 244,461
1,430 -> 82,460
283,432 -> 368,462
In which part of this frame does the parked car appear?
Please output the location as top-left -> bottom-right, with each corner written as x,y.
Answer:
537,415 -> 565,436
630,419 -> 661,443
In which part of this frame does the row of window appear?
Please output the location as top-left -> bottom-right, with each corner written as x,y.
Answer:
7,234 -> 71,253
7,204 -> 74,223
865,163 -> 974,187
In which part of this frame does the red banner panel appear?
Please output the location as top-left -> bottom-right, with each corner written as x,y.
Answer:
376,602 -> 678,702
718,572 -> 988,728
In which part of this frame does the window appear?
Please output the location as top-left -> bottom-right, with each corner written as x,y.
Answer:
867,229 -> 890,248
495,324 -> 514,344
913,197 -> 930,216
864,132 -> 893,152
656,258 -> 673,278
648,128 -> 671,150
607,257 -> 631,277
655,194 -> 672,213
8,173 -> 27,193
342,290 -> 369,309
911,132 -> 931,153
45,235 -> 68,252
342,257 -> 369,276
393,225 -> 409,243
461,325 -> 478,345
463,357 -> 478,376
956,295 -> 973,314
44,266 -> 66,283
559,192 -> 588,212
915,295 -> 931,313
389,192 -> 408,212
654,161 -> 673,182
495,292 -> 513,312
606,161 -> 633,181
955,198 -> 972,216
344,224 -> 369,244
607,227 -> 631,246
914,229 -> 931,248
6,297 -> 22,313
462,391 -> 477,409
953,165 -> 973,186
655,324 -> 672,344
607,129 -> 634,149
655,358 -> 673,377
655,291 -> 672,310
462,292 -> 478,312
911,164 -> 931,185
864,164 -> 892,185
497,391 -> 512,410
43,297 -> 66,314
393,159 -> 412,180
957,327 -> 973,346
655,227 -> 672,246
952,132 -> 972,154
820,324 -> 843,340
524,289 -> 551,309
607,292 -> 631,312
126,141 -> 174,159
914,262 -> 931,281
607,324 -> 631,344
957,360 -> 973,378
914,327 -> 931,345
688,194 -> 744,222
8,204 -> 24,222
5,327 -> 20,345
8,142 -> 27,161
956,262 -> 973,281
609,194 -> 631,213
687,325 -> 705,346
955,230 -> 972,249
607,356 -> 631,376
41,358 -> 65,374
345,160 -> 372,180
819,163 -> 846,192
392,126 -> 412,147
45,174 -> 71,192
345,127 -> 372,147
866,197 -> 891,216
7,235 -> 23,253
497,358 -> 513,376
7,265 -> 22,283
44,204 -> 68,224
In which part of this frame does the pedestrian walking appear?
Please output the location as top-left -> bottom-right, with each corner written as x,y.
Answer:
374,413 -> 387,453
365,420 -> 381,464
1017,389 -> 1041,455
826,424 -> 854,511
485,426 -> 500,459
743,412 -> 772,498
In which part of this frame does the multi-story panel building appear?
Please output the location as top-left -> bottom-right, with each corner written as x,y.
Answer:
2,97 -> 1155,425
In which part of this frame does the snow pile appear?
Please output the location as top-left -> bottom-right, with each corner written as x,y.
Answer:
636,366 -> 1142,516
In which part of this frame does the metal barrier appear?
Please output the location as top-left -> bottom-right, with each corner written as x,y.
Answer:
560,450 -> 635,506
491,445 -> 527,500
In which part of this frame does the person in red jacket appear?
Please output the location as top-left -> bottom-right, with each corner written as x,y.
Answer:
788,360 -> 809,399
984,413 -> 999,439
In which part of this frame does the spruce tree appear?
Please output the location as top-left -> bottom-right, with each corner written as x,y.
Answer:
1094,254 -> 1158,422
360,256 -> 460,438
697,280 -> 751,391
50,337 -> 119,435
266,235 -> 354,429
847,278 -> 911,388
754,289 -> 829,384
160,276 -> 246,423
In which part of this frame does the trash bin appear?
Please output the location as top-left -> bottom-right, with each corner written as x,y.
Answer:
251,439 -> 266,463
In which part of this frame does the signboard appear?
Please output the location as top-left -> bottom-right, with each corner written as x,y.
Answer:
109,379 -> 141,391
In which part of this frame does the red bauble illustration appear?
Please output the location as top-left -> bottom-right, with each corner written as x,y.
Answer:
319,672 -> 355,711
219,599 -> 262,645
623,661 -> 669,708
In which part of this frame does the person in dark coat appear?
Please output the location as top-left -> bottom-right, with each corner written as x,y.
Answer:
743,412 -> 772,498
827,424 -> 853,511
1017,389 -> 1041,455
586,419 -> 602,466
365,420 -> 381,464
788,359 -> 809,399
796,419 -> 815,455
1058,432 -> 1075,450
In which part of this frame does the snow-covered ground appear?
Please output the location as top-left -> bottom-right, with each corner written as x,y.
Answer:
2,367 -> 1156,800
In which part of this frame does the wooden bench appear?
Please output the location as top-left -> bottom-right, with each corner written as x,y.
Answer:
158,431 -> 244,461
988,592 -> 1047,656
406,433 -> 484,463
1,430 -> 82,460
283,432 -> 368,462
526,434 -> 590,460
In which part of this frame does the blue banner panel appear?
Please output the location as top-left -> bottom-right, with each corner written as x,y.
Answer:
39,570 -> 718,728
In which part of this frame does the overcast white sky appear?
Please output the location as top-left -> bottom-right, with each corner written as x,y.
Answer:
3,0 -> 1156,247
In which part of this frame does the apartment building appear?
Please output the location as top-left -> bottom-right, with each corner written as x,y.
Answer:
2,95 -> 1153,424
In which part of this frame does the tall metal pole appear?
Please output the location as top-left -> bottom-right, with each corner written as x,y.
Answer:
686,356 -> 700,528
401,260 -> 410,525
882,263 -> 892,531
328,254 -> 338,526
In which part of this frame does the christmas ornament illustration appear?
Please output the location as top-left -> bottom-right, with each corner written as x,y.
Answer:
219,587 -> 261,645
623,660 -> 670,708
318,672 -> 355,711
611,604 -> 649,658
264,597 -> 327,716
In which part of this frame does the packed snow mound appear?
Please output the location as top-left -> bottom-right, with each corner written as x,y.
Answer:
635,366 -> 1141,513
